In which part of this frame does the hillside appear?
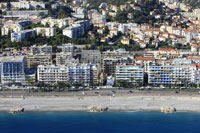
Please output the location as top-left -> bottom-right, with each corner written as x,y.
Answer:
180,0 -> 200,9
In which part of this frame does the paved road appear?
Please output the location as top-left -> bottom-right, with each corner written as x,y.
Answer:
0,88 -> 198,97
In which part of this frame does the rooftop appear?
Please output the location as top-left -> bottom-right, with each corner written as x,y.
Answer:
0,56 -> 25,62
136,56 -> 155,61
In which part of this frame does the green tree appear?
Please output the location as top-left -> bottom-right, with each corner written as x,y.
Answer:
7,1 -> 11,10
39,12 -> 45,18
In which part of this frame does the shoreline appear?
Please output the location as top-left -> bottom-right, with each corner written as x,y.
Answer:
1,94 -> 200,112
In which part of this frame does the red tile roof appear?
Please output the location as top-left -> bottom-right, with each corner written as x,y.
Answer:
159,48 -> 177,52
136,56 -> 155,61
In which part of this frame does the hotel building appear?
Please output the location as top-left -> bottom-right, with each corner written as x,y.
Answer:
148,64 -> 196,85
37,64 -> 97,86
0,56 -> 25,85
115,64 -> 144,84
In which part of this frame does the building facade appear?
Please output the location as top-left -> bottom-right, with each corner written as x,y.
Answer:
115,64 -> 144,84
30,45 -> 52,55
11,29 -> 36,42
0,56 -> 25,85
81,50 -> 101,64
148,65 -> 196,85
34,27 -> 55,37
37,64 -> 98,86
26,55 -> 52,69
63,20 -> 90,38
63,24 -> 84,38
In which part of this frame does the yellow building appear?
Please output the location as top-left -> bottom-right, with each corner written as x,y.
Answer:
121,38 -> 130,45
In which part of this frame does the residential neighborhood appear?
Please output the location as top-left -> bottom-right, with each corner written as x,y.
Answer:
2,1 -> 200,131
1,0 -> 200,89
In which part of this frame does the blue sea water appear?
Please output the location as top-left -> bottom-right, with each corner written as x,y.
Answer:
0,111 -> 200,133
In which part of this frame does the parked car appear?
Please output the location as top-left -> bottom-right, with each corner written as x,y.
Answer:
139,87 -> 144,90
128,90 -> 133,94
111,90 -> 116,94
95,92 -> 99,94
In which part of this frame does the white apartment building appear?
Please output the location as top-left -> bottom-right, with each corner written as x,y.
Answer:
72,7 -> 87,18
1,24 -> 22,36
37,65 -> 69,84
63,20 -> 90,38
34,27 -> 55,37
37,64 -> 98,86
6,10 -> 48,18
41,17 -> 70,28
0,1 -> 45,10
90,13 -> 106,24
63,24 -> 83,38
73,7 -> 87,14
115,64 -> 144,84
11,29 -> 36,42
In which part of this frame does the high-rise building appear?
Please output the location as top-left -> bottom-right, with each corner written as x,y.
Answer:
0,56 -> 26,85
34,27 -> 55,37
30,45 -> 52,55
148,65 -> 196,85
37,64 -> 98,86
26,55 -> 52,69
63,20 -> 90,38
115,64 -> 144,84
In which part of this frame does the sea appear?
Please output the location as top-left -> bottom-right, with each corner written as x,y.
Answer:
0,111 -> 200,133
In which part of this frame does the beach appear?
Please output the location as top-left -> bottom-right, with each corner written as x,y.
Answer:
1,93 -> 200,112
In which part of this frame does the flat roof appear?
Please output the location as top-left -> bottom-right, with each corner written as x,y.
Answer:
0,56 -> 25,62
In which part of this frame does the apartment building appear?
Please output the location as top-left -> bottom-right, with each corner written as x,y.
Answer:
63,20 -> 90,38
115,64 -> 144,84
1,24 -> 22,36
26,55 -> 52,70
11,29 -> 36,42
0,1 -> 45,10
61,44 -> 74,54
68,64 -> 91,86
72,7 -> 87,18
148,64 -> 196,85
56,44 -> 75,65
103,57 -> 132,77
37,64 -> 98,86
0,56 -> 25,85
30,45 -> 52,55
37,65 -> 69,84
74,20 -> 90,31
56,53 -> 73,65
63,24 -> 83,38
41,17 -> 70,28
6,10 -> 48,17
34,27 -> 55,37
81,50 -> 101,64
135,56 -> 156,72
101,49 -> 133,75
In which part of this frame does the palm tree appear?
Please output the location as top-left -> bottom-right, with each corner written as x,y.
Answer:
130,77 -> 136,88
25,78 -> 35,92
183,78 -> 188,88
